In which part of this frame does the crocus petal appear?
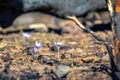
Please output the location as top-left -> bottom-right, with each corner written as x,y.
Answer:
35,41 -> 42,48
54,42 -> 62,47
33,47 -> 39,53
22,32 -> 31,38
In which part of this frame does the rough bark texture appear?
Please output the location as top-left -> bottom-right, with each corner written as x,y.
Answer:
115,15 -> 120,40
114,13 -> 120,72
114,0 -> 120,72
109,0 -> 120,79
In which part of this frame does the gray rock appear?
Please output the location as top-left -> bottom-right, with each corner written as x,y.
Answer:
0,0 -> 107,16
13,12 -> 53,25
55,65 -> 70,78
0,0 -> 114,27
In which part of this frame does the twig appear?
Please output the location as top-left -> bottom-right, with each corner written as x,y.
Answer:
105,39 -> 116,71
105,0 -> 114,16
67,16 -> 113,48
105,0 -> 115,37
105,0 -> 117,61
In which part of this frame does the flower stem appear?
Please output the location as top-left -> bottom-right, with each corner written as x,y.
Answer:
57,47 -> 60,61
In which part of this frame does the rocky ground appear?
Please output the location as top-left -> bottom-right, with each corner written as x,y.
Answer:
0,11 -> 115,80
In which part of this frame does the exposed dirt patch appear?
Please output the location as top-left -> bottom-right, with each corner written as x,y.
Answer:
0,30 -> 113,80
0,11 -> 115,80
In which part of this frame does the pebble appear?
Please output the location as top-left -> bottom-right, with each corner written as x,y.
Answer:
55,65 -> 70,78
60,46 -> 72,50
50,46 -> 72,52
50,46 -> 58,52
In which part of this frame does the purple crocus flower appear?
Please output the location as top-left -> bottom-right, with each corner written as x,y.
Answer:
54,42 -> 62,47
33,47 -> 39,53
22,32 -> 31,38
35,41 -> 42,49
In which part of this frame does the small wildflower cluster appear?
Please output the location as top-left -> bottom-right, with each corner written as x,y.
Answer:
33,41 -> 42,53
22,32 -> 63,56
22,32 -> 42,54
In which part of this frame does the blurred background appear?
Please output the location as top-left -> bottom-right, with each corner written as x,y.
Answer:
0,0 -> 113,34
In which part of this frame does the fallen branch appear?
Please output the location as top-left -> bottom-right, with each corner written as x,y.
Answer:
105,0 -> 115,39
105,0 -> 117,71
67,16 -> 113,48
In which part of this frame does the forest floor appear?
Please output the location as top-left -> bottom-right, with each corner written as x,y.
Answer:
0,11 -> 114,80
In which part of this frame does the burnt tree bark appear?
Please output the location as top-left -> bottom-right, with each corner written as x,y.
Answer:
105,0 -> 120,70
107,0 -> 120,79
109,0 -> 120,80
113,0 -> 120,71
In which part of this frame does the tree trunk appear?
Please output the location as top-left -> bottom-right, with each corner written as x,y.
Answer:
113,0 -> 120,72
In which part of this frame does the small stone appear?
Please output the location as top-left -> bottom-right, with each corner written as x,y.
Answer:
60,46 -> 72,50
50,46 -> 58,52
38,55 -> 51,61
50,45 -> 72,52
61,53 -> 71,59
55,65 -> 70,78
